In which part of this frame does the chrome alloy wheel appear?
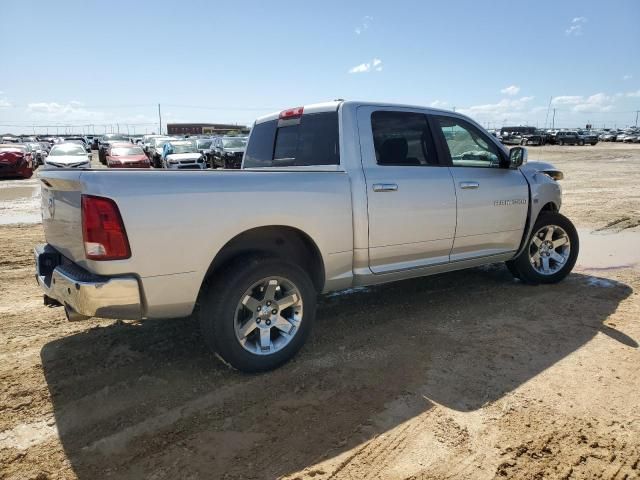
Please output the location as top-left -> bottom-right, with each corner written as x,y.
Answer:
234,277 -> 303,355
528,225 -> 571,275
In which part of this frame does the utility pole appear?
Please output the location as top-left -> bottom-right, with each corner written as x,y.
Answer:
635,110 -> 639,128
158,103 -> 162,135
544,96 -> 552,129
552,108 -> 556,129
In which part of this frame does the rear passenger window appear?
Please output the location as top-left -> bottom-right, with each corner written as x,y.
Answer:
371,111 -> 437,166
244,112 -> 340,168
243,120 -> 277,168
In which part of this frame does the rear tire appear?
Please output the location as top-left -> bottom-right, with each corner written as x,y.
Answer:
198,255 -> 316,372
507,212 -> 579,285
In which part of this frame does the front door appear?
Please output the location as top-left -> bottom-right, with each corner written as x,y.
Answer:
357,106 -> 457,273
431,115 -> 529,261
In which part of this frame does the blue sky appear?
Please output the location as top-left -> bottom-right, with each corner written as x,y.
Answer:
1,0 -> 639,134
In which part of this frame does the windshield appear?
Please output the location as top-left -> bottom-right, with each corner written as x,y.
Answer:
222,138 -> 246,148
49,145 -> 87,156
153,138 -> 171,147
111,146 -> 144,156
197,140 -> 212,149
29,143 -> 41,149
171,144 -> 197,154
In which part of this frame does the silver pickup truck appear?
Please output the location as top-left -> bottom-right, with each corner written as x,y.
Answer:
34,100 -> 578,372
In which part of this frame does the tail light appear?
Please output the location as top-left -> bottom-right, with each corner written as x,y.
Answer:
81,195 -> 131,260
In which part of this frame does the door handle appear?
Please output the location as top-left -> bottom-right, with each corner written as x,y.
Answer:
459,181 -> 479,189
373,183 -> 398,192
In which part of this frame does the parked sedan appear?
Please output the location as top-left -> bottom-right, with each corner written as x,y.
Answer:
162,140 -> 206,169
577,130 -> 599,146
45,143 -> 92,168
106,143 -> 150,168
0,144 -> 35,179
98,134 -> 130,164
209,136 -> 247,169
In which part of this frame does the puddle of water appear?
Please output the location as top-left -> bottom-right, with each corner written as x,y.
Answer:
577,228 -> 640,271
0,180 -> 41,225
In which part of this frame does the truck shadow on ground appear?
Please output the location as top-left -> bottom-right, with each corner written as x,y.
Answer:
40,266 -> 635,479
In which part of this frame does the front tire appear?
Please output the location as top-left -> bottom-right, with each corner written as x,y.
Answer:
506,212 -> 579,284
198,256 -> 316,372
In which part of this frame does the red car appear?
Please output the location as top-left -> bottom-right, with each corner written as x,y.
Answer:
106,143 -> 150,168
0,144 -> 35,179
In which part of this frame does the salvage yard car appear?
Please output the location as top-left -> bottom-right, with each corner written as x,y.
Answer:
147,136 -> 173,168
209,136 -> 246,168
162,140 -> 207,169
0,143 -> 35,178
44,143 -> 92,169
33,100 -> 579,373
577,130 -> 599,146
106,143 -> 150,168
554,131 -> 580,145
98,133 -> 130,164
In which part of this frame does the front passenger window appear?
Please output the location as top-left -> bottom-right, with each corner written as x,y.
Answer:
371,111 -> 437,166
435,117 -> 502,168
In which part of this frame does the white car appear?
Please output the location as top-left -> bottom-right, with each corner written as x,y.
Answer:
162,140 -> 206,169
44,143 -> 92,168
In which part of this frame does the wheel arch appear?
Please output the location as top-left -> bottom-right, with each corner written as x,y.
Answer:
202,225 -> 325,294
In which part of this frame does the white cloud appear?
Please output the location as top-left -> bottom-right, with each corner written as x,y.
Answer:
429,100 -> 448,108
552,96 -> 583,105
565,16 -> 587,36
459,96 -> 534,117
348,58 -> 383,74
552,92 -> 613,112
627,90 -> 640,97
500,85 -> 520,96
354,15 -> 373,35
0,98 -> 10,108
623,74 -> 632,80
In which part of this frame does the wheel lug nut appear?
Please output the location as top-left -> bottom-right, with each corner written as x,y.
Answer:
266,301 -> 271,306
257,306 -> 261,312
256,318 -> 261,324
272,309 -> 277,315
266,319 -> 271,326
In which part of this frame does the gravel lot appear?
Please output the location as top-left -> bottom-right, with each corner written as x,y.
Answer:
1,143 -> 639,479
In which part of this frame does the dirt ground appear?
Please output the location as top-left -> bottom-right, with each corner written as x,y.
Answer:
0,143 -> 639,480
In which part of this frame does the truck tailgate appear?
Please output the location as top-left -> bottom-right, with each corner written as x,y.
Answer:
39,170 -> 87,266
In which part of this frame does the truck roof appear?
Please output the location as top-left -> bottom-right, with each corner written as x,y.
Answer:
254,100 -> 455,125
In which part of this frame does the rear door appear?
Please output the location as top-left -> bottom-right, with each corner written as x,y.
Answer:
430,114 -> 528,261
357,106 -> 457,273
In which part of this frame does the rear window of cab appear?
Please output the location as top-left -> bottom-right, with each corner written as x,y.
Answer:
244,112 -> 339,168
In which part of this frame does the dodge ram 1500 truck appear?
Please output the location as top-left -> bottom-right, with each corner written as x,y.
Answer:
34,100 -> 578,372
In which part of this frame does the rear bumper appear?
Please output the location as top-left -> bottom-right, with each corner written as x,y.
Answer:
34,244 -> 143,320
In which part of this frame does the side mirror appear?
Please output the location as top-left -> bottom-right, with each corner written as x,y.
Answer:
509,146 -> 527,168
